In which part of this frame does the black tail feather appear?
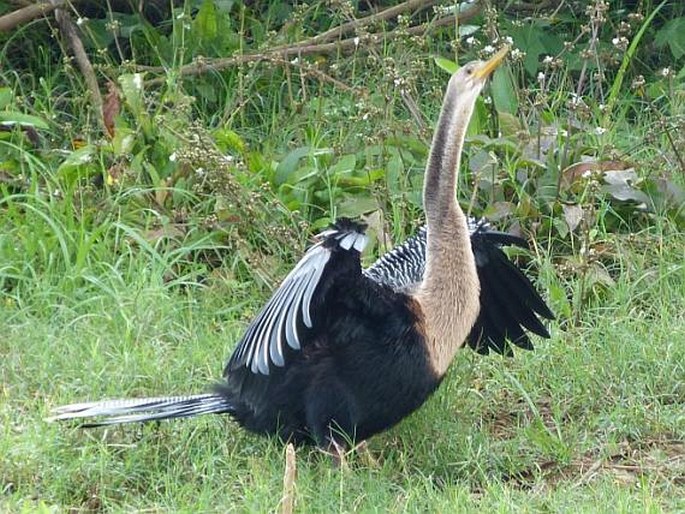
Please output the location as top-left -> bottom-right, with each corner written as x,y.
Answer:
48,393 -> 233,427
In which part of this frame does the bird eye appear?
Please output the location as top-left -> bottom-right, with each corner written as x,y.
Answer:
466,67 -> 473,75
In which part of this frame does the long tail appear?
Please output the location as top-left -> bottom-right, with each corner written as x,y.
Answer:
48,393 -> 233,427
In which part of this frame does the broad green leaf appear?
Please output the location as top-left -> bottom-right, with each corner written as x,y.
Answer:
118,73 -> 145,117
275,147 -> 331,185
433,56 -> 458,75
337,195 -> 379,217
466,98 -> 486,137
497,112 -> 523,136
547,274 -> 572,318
654,16 -> 685,59
0,88 -> 13,110
57,145 -> 96,170
329,154 -> 357,176
111,126 -> 136,155
57,145 -> 98,184
385,135 -> 427,157
0,111 -> 49,130
276,147 -> 313,185
213,128 -> 246,154
490,66 -> 518,115
337,168 -> 384,187
194,0 -> 219,41
386,152 -> 404,193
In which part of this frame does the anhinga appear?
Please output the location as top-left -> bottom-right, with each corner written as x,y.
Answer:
50,47 -> 554,456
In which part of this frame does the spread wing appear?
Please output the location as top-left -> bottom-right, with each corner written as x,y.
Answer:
364,219 -> 554,355
226,218 -> 368,376
467,228 -> 555,356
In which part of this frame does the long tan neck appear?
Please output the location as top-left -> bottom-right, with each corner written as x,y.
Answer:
414,75 -> 481,376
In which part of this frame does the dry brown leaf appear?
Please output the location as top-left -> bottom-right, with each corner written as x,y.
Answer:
562,203 -> 584,232
142,224 -> 185,243
560,160 -> 632,191
102,81 -> 121,139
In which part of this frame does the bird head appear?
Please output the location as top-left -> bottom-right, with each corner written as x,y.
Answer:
448,46 -> 510,102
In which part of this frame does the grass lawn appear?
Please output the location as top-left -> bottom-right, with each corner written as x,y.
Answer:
1,219 -> 683,512
2,2 -> 684,511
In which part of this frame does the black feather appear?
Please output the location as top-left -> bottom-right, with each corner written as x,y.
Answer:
466,229 -> 554,354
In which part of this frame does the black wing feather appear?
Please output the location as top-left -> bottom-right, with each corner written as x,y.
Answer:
226,218 -> 368,376
365,220 -> 554,356
466,229 -> 553,354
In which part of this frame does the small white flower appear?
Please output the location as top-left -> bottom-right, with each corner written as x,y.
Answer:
483,45 -> 495,54
503,36 -> 513,45
661,67 -> 671,77
594,127 -> 607,135
169,152 -> 177,162
511,48 -> 525,60
353,37 -> 360,47
537,71 -> 545,83
466,36 -> 476,46
543,55 -> 554,64
612,37 -> 620,46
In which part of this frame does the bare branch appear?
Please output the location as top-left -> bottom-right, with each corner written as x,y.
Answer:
51,1 -> 104,132
271,0 -> 442,50
0,1 -> 65,33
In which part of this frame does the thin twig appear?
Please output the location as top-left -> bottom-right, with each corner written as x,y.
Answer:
51,0 -> 104,132
282,57 -> 360,94
0,1 -> 66,32
270,0 -> 442,51
662,122 -> 685,176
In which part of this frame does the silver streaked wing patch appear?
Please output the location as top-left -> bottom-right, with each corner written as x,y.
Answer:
234,228 -> 368,376
362,217 -> 484,292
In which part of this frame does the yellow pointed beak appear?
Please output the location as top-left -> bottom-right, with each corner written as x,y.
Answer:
473,46 -> 509,79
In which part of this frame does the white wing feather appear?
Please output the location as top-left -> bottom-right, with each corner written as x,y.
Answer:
232,227 -> 368,376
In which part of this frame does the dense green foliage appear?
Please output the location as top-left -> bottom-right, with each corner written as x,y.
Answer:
1,0 -> 683,511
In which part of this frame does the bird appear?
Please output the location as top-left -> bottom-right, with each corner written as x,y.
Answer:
49,47 -> 554,459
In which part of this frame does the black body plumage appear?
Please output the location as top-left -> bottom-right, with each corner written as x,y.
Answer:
217,218 -> 440,446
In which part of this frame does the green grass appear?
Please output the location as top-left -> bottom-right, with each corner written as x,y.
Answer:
1,214 -> 683,511
2,2 -> 685,511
